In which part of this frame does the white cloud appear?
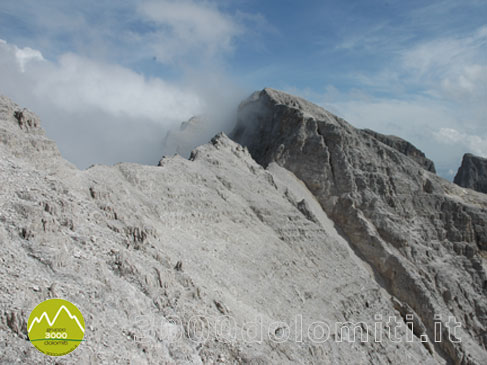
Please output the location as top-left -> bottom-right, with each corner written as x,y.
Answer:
0,39 -> 204,168
1,39 -> 201,122
0,0 -> 258,168
434,128 -> 487,157
0,0 -> 253,69
36,53 -> 201,121
441,64 -> 487,102
14,46 -> 44,72
328,98 -> 452,135
138,0 -> 242,63
400,25 -> 487,101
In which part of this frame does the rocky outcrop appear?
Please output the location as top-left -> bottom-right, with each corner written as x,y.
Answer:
1,94 -> 449,364
362,128 -> 436,172
0,95 -> 68,168
1,90 -> 486,364
454,153 -> 487,194
232,88 -> 487,365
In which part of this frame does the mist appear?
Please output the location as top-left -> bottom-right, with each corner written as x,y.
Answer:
0,39 -> 247,169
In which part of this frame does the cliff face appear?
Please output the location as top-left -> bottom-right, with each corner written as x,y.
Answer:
362,128 -> 436,173
0,90 -> 486,364
0,94 -> 444,364
232,88 -> 487,365
454,153 -> 487,194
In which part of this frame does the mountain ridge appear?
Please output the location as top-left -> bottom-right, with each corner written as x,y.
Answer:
0,90 -> 486,364
232,88 -> 487,365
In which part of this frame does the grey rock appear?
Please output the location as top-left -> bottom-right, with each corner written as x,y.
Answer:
0,94 -> 445,364
0,95 -> 70,169
232,88 -> 487,365
362,128 -> 436,172
454,153 -> 487,194
2,90 -> 487,364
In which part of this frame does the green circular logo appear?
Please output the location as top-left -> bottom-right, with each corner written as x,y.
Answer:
27,298 -> 85,356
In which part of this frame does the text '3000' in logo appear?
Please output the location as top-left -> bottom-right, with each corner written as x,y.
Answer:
27,298 -> 85,356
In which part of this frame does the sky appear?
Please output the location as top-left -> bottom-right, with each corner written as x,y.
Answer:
0,0 -> 485,178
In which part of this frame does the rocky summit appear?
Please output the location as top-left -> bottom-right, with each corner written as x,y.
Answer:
0,89 -> 486,364
454,153 -> 487,194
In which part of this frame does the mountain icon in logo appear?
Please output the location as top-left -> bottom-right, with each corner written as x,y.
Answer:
28,304 -> 85,333
27,298 -> 85,356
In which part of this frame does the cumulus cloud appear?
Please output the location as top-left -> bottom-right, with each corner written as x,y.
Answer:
434,128 -> 487,157
401,26 -> 487,100
0,39 -> 203,168
0,0 -> 258,168
441,64 -> 487,102
35,53 -> 201,121
14,46 -> 44,72
138,0 -> 242,63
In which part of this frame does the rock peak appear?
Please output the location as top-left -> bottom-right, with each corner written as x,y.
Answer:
242,87 -> 340,123
232,88 -> 487,364
1,91 -> 487,365
454,153 -> 487,193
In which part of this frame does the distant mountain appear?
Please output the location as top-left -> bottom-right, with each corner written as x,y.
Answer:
454,153 -> 487,194
162,115 -> 209,158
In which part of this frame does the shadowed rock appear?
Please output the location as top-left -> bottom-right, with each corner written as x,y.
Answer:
362,128 -> 436,173
454,153 -> 487,194
0,93 -> 451,364
1,90 -> 486,364
232,88 -> 487,365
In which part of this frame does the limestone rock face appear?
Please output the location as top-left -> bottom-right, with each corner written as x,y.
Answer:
0,95 -> 69,169
232,88 -> 487,365
0,94 -> 447,364
362,128 -> 436,173
1,91 -> 486,364
454,153 -> 487,194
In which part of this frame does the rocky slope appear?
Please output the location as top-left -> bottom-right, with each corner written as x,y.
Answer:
0,91 -> 485,364
454,153 -> 487,194
232,88 -> 487,365
361,129 -> 436,173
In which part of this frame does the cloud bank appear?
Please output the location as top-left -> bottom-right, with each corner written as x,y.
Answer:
0,0 -> 252,168
0,39 -> 203,167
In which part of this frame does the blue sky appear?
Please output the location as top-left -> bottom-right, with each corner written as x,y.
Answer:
0,0 -> 485,177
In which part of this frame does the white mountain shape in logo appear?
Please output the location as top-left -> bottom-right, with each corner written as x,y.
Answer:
28,305 -> 84,334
